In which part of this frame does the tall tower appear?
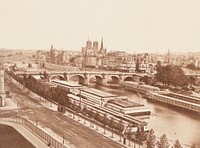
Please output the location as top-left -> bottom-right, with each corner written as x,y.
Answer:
86,40 -> 92,50
100,37 -> 104,51
50,44 -> 56,63
0,64 -> 5,107
166,49 -> 170,64
93,41 -> 98,52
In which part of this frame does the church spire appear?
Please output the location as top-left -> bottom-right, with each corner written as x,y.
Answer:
167,49 -> 170,56
166,49 -> 170,64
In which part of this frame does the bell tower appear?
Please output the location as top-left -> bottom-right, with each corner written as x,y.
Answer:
0,63 -> 5,107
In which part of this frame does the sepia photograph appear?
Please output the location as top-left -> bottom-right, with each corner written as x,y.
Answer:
0,0 -> 200,148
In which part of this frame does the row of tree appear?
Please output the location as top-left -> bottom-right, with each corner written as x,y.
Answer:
6,70 -> 70,106
140,64 -> 190,88
146,129 -> 197,148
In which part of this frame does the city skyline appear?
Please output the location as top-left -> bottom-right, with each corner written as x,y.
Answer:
1,0 -> 200,53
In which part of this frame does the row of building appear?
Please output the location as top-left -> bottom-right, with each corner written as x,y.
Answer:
39,49 -> 162,74
37,38 -> 186,73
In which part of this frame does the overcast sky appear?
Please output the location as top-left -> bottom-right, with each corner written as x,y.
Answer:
0,0 -> 200,53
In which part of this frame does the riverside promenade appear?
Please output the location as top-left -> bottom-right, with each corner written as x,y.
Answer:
39,96 -> 144,148
5,75 -> 145,148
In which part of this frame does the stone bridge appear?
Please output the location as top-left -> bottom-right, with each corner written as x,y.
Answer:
15,71 -> 147,86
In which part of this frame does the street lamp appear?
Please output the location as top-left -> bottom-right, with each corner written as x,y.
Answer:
62,132 -> 65,144
110,117 -> 114,138
36,117 -> 38,126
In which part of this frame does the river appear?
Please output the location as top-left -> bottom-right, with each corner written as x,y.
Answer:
91,85 -> 200,147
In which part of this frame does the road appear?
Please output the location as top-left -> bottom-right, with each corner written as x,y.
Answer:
2,75 -> 123,148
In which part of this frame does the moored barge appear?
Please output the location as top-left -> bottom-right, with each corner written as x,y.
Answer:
121,81 -> 160,94
146,92 -> 200,113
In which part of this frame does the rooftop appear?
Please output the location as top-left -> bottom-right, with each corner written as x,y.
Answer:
32,75 -> 41,80
108,98 -> 143,108
81,88 -> 117,98
51,80 -> 83,87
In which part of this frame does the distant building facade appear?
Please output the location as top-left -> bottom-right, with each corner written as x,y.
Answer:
82,38 -> 107,68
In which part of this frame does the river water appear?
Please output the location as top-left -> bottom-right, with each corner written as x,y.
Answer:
92,85 -> 200,147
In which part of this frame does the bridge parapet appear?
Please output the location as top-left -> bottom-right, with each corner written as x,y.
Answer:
14,70 -> 148,85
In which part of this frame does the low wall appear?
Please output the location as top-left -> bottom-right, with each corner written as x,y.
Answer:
0,117 -> 69,148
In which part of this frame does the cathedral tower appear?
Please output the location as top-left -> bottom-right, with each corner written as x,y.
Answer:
100,37 -> 104,51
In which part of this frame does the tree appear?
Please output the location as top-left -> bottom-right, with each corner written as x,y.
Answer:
146,129 -> 156,148
155,65 -> 189,87
155,60 -> 162,70
187,63 -> 196,70
140,76 -> 149,84
155,65 -> 171,85
140,76 -> 157,85
173,140 -> 182,148
191,144 -> 197,148
169,66 -> 189,87
157,134 -> 170,148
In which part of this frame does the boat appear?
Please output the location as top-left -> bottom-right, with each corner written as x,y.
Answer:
121,81 -> 160,94
145,91 -> 200,113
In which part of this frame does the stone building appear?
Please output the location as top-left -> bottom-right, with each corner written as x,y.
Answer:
0,64 -> 5,107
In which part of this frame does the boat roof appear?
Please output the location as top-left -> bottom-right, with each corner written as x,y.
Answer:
51,80 -> 83,87
81,88 -> 117,98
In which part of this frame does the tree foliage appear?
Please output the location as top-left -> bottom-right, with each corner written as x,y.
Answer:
24,75 -> 70,106
157,134 -> 170,148
174,140 -> 182,148
140,76 -> 157,85
155,60 -> 162,70
186,63 -> 196,70
155,65 -> 189,87
146,129 -> 156,148
191,144 -> 197,148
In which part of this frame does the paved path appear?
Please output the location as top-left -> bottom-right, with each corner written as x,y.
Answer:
41,100 -> 145,148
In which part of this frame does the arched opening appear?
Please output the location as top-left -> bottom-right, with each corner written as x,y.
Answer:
123,76 -> 134,81
89,75 -> 103,85
70,74 -> 85,85
107,76 -> 120,85
50,75 -> 65,81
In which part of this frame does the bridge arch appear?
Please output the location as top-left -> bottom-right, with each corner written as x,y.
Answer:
107,75 -> 120,84
69,74 -> 85,84
88,75 -> 104,85
123,75 -> 134,81
49,75 -> 65,81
